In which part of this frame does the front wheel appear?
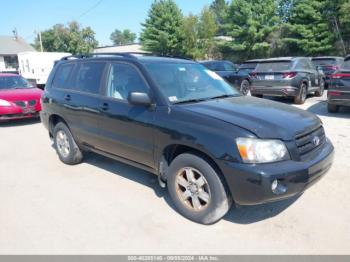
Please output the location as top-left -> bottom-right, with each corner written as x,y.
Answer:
167,153 -> 232,224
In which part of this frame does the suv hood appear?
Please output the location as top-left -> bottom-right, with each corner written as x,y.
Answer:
182,96 -> 321,140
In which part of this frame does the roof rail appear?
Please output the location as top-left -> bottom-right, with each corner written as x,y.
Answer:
60,52 -> 193,61
60,52 -> 137,61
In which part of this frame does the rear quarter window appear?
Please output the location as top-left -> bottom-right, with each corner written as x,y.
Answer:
72,62 -> 106,94
52,63 -> 75,89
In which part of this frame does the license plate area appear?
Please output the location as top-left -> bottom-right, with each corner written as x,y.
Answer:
22,107 -> 36,114
265,75 -> 274,80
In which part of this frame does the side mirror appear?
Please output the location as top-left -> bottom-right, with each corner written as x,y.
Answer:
127,92 -> 152,106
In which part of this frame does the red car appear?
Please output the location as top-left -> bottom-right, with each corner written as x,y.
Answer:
0,73 -> 43,121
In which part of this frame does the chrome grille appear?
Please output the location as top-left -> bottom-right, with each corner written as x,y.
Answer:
295,126 -> 326,159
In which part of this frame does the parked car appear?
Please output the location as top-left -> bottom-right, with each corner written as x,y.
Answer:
0,73 -> 43,121
225,59 -> 262,96
327,55 -> 350,113
41,53 -> 334,224
312,57 -> 344,88
200,60 -> 240,87
250,57 -> 325,104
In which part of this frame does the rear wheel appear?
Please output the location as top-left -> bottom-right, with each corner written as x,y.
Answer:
315,79 -> 325,97
167,153 -> 232,224
240,80 -> 250,96
294,82 -> 307,104
53,122 -> 83,165
327,103 -> 339,113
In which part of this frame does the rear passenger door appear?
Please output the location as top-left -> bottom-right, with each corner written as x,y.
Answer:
52,61 -> 107,147
96,62 -> 155,168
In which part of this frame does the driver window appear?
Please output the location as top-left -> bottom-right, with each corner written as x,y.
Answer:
106,63 -> 149,100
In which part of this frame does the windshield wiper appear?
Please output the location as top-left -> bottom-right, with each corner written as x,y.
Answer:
173,94 -> 238,105
208,94 -> 239,100
173,98 -> 208,105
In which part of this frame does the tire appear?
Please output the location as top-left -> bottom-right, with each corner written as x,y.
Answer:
315,79 -> 325,97
327,103 -> 339,113
167,153 -> 232,224
53,122 -> 83,165
240,80 -> 250,96
294,82 -> 307,104
252,94 -> 263,98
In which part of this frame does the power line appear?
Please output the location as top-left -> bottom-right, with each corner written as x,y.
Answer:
76,0 -> 104,20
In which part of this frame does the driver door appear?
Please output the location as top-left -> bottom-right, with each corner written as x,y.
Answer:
96,62 -> 155,169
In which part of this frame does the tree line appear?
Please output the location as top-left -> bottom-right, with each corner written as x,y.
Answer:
33,0 -> 350,62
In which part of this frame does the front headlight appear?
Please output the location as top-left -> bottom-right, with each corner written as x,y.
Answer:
236,137 -> 289,163
0,99 -> 11,107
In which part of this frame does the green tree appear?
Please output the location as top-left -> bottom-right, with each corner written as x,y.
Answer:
34,21 -> 98,54
282,0 -> 334,56
110,29 -> 137,45
140,0 -> 185,56
182,7 -> 218,59
222,0 -> 280,60
210,0 -> 228,35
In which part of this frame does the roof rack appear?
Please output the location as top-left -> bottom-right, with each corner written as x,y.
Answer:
60,52 -> 193,61
60,52 -> 137,61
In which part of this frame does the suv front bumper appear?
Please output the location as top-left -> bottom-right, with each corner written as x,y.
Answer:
218,139 -> 334,205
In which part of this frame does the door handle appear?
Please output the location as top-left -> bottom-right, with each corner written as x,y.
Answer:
64,94 -> 71,101
100,102 -> 109,111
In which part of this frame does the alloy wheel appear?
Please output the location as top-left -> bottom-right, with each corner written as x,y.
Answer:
175,167 -> 211,211
56,130 -> 70,158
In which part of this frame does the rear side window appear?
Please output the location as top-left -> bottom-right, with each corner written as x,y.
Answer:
73,62 -> 106,94
52,63 -> 75,89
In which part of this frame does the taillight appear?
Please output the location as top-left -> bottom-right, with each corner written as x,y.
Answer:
328,91 -> 341,96
331,73 -> 350,79
282,72 -> 297,78
249,71 -> 258,78
325,66 -> 339,70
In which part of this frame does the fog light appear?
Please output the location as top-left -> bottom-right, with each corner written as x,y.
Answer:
271,179 -> 287,195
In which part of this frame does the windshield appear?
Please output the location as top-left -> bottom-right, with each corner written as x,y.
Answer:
256,61 -> 292,72
143,62 -> 239,103
312,59 -> 337,66
0,76 -> 33,90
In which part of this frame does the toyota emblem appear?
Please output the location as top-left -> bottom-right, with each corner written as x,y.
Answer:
313,136 -> 320,146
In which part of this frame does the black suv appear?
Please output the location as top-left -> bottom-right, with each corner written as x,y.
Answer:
41,53 -> 334,224
312,57 -> 344,88
250,57 -> 325,104
327,55 -> 350,113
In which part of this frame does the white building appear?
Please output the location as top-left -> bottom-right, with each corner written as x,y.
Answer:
94,43 -> 147,54
0,36 -> 35,72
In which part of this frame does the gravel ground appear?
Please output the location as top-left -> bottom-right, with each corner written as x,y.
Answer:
0,93 -> 349,255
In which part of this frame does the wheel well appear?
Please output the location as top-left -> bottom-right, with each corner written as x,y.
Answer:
162,144 -> 223,178
48,114 -> 68,137
161,144 -> 232,199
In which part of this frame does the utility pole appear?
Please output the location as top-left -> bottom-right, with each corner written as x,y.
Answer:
35,30 -> 43,52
